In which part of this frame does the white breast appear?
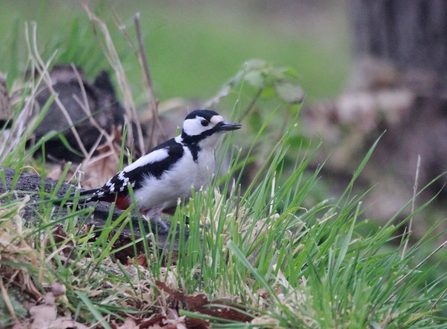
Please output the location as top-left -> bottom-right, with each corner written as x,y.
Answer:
133,147 -> 216,212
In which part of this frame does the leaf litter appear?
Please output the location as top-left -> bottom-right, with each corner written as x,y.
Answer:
0,195 -> 253,328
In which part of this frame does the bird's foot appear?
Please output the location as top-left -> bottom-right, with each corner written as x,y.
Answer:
149,216 -> 171,235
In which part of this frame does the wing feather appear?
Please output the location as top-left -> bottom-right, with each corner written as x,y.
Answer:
95,138 -> 184,199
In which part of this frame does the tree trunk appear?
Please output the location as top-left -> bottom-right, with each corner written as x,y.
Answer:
352,0 -> 447,74
304,1 -> 447,239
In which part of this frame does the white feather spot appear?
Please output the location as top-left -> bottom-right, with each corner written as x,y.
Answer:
123,148 -> 170,173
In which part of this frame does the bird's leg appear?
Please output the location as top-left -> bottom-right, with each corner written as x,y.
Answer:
142,208 -> 171,235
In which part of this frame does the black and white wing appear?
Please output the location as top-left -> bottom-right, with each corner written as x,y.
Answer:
80,138 -> 185,202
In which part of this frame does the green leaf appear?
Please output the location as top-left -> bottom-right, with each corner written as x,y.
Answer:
244,70 -> 265,89
260,86 -> 276,99
274,81 -> 305,104
243,59 -> 267,70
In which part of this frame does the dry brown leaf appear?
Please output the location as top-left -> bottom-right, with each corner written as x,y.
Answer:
251,315 -> 282,328
12,320 -> 30,329
165,320 -> 187,329
166,307 -> 179,320
29,292 -> 88,329
127,254 -> 147,267
47,226 -> 74,258
115,318 -> 139,329
138,315 -> 189,329
79,136 -> 121,189
51,317 -> 89,329
29,303 -> 56,329
184,317 -> 209,329
47,126 -> 124,188
159,318 -> 187,329
155,281 -> 252,324
0,207 -> 43,299
139,315 -> 166,328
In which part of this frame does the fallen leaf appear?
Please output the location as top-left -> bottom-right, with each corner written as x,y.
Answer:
162,317 -> 187,329
127,254 -> 147,267
139,315 -> 188,329
51,317 -> 89,329
251,315 -> 281,328
184,317 -> 210,329
29,304 -> 56,329
155,281 -> 253,324
48,226 -> 74,258
139,316 -> 166,329
80,133 -> 122,188
115,317 -> 139,329
12,320 -> 29,329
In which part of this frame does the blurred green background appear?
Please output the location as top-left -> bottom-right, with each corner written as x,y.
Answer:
0,0 -> 352,105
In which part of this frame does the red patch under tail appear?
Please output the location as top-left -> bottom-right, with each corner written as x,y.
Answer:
99,194 -> 130,210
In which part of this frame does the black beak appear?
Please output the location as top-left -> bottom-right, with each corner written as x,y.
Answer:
216,121 -> 242,132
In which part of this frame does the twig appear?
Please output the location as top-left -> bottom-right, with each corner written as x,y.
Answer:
0,44 -> 43,162
71,64 -> 111,167
239,87 -> 263,122
235,183 -> 241,222
26,23 -> 89,159
134,12 -> 166,147
71,64 -> 105,134
109,6 -> 139,55
0,281 -> 19,324
81,2 -> 145,156
402,155 -> 421,259
386,239 -> 447,304
111,8 -> 167,145
431,284 -> 447,311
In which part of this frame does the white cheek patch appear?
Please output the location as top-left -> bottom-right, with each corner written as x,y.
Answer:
210,115 -> 223,125
183,116 -> 213,136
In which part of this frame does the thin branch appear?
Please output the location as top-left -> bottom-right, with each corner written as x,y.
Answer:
386,239 -> 447,304
402,155 -> 421,259
134,12 -> 166,146
71,63 -> 112,167
0,281 -> 19,324
431,285 -> 447,311
236,183 -> 241,222
81,2 -> 145,156
26,23 -> 89,159
239,87 -> 263,122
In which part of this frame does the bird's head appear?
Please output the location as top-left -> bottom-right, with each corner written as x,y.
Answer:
180,109 -> 241,148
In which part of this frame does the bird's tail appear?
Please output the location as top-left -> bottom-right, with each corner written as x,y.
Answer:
51,188 -> 100,207
77,188 -> 100,199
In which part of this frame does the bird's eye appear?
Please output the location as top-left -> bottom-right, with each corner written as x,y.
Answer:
201,120 -> 209,127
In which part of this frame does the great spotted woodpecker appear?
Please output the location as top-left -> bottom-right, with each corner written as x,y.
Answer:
75,109 -> 241,232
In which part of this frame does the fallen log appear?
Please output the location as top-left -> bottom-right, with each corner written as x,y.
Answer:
0,167 -> 186,263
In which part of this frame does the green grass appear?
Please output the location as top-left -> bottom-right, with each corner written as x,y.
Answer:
2,103 -> 447,327
1,2 -> 447,328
